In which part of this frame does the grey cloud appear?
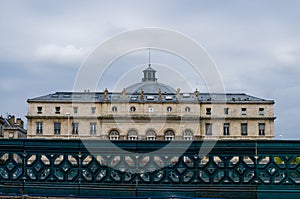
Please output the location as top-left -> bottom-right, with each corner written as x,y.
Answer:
0,1 -> 300,139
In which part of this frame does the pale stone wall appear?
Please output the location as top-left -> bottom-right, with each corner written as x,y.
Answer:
27,101 -> 274,140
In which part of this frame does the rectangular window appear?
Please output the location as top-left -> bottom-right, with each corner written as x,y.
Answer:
54,122 -> 61,134
259,108 -> 265,115
206,108 -> 211,115
91,107 -> 96,114
72,122 -> 79,135
241,123 -> 248,135
37,106 -> 42,114
205,123 -> 212,135
90,123 -> 97,135
224,108 -> 229,115
223,123 -> 230,136
241,108 -> 247,115
36,122 -> 43,134
55,107 -> 60,114
73,107 -> 78,114
259,123 -> 265,136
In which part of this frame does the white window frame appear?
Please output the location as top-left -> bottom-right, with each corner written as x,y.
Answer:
146,130 -> 156,140
127,130 -> 138,140
36,122 -> 43,134
90,123 -> 97,135
259,123 -> 265,136
205,123 -> 212,136
223,123 -> 230,136
109,130 -> 119,140
165,130 -> 175,140
241,123 -> 248,135
183,130 -> 193,140
72,122 -> 79,135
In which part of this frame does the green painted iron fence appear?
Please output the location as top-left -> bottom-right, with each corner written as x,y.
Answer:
0,139 -> 299,199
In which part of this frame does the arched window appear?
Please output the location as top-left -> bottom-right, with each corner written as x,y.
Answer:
185,107 -> 191,112
112,106 -> 117,112
146,130 -> 156,140
165,130 -> 175,140
109,130 -> 119,140
183,130 -> 193,140
148,106 -> 154,112
130,106 -> 136,112
167,106 -> 172,112
127,130 -> 138,140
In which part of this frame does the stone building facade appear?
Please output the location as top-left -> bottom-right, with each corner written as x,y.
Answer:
27,66 -> 275,140
0,115 -> 27,139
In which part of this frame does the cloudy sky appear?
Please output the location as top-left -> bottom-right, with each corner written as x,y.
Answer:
1,0 -> 300,139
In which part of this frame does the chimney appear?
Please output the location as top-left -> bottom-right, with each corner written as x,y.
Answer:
8,115 -> 15,126
16,118 -> 24,128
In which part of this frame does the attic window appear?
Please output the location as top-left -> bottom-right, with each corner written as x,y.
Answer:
206,108 -> 211,115
259,108 -> 265,115
37,107 -> 42,114
55,107 -> 60,114
112,96 -> 120,101
146,96 -> 154,100
183,93 -> 190,98
165,96 -> 173,100
51,94 -> 59,98
241,108 -> 247,115
63,94 -> 71,98
74,94 -> 81,98
130,96 -> 138,101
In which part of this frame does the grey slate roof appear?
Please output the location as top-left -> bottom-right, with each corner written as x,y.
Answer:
27,66 -> 274,104
27,91 -> 274,104
126,82 -> 176,94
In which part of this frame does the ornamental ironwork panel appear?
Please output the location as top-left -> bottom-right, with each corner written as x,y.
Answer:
0,140 -> 299,198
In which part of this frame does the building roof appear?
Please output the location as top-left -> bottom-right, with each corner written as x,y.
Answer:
27,91 -> 274,104
126,82 -> 176,94
27,66 -> 274,104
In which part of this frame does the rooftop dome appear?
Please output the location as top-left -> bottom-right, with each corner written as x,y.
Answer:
126,65 -> 176,94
